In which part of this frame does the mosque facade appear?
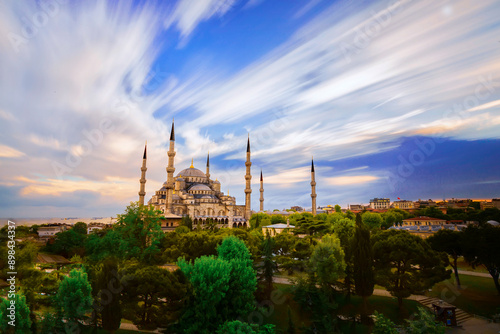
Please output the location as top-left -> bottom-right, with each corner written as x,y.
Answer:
137,120 -> 318,229
139,121 -> 251,228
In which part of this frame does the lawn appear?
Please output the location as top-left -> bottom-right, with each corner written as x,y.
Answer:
454,257 -> 488,273
426,274 -> 500,319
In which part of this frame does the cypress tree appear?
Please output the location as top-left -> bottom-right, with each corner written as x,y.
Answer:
352,213 -> 374,321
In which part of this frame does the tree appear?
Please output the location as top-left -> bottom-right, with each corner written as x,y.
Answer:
73,222 -> 88,234
0,294 -> 32,333
352,213 -> 374,320
427,229 -> 463,289
121,264 -> 188,330
372,311 -> 398,334
216,320 -> 276,334
334,204 -> 341,213
286,305 -> 295,334
361,212 -> 383,230
85,229 -> 122,262
56,268 -> 93,331
180,215 -> 193,230
259,234 -> 276,300
462,224 -> 500,294
331,217 -> 355,296
93,257 -> 122,332
47,229 -> 86,258
372,230 -> 450,308
178,236 -> 257,333
115,202 -> 164,263
405,306 -> 445,334
309,234 -> 346,291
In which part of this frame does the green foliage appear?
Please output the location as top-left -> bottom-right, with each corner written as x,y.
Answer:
372,230 -> 450,308
250,213 -> 272,229
259,234 -> 276,299
56,268 -> 93,329
121,264 -> 188,329
180,215 -> 193,230
352,213 -> 374,298
47,228 -> 86,258
73,222 -> 87,234
461,224 -> 500,293
427,229 -> 463,288
334,204 -> 342,213
216,320 -> 276,334
0,294 -> 32,333
93,257 -> 122,332
115,202 -> 165,263
309,234 -> 346,289
405,306 -> 445,334
372,311 -> 398,334
361,212 -> 383,230
39,311 -> 63,333
293,279 -> 338,333
175,225 -> 190,234
178,236 -> 257,334
271,215 -> 287,225
382,209 -> 412,229
85,229 -> 122,262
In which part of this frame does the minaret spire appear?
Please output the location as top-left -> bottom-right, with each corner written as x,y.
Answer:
244,134 -> 252,220
259,169 -> 264,212
138,141 -> 147,206
206,152 -> 210,179
311,157 -> 317,215
165,119 -> 176,215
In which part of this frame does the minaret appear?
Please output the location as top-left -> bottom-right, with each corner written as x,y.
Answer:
138,142 -> 147,206
206,152 -> 210,180
311,158 -> 317,215
165,120 -> 176,214
259,169 -> 264,212
244,135 -> 252,219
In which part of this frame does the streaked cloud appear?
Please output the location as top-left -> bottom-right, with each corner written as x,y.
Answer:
0,0 -> 499,217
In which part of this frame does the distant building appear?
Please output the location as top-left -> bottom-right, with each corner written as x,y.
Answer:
262,220 -> 295,237
402,216 -> 446,226
87,222 -> 105,234
414,199 -> 437,208
493,199 -> 500,209
482,199 -> 500,210
348,204 -> 365,211
37,224 -> 69,241
392,200 -> 414,210
369,198 -> 390,210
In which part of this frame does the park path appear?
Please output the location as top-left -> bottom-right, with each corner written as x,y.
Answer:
456,269 -> 491,278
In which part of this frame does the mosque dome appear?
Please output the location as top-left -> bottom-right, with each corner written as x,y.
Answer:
176,167 -> 206,178
188,184 -> 212,191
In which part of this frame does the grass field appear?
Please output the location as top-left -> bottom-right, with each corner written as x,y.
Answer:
427,274 -> 500,318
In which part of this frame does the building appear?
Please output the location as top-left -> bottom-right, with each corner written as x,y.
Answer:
144,121 -> 250,228
481,199 -> 500,210
138,121 -> 320,228
348,204 -> 365,211
414,199 -> 437,208
262,219 -> 295,237
369,198 -> 390,210
87,222 -> 105,234
392,200 -> 414,210
402,216 -> 446,226
37,224 -> 70,241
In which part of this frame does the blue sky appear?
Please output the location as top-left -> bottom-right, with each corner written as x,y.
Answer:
1,0 -> 500,218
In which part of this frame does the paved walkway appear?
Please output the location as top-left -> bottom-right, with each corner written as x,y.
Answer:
457,269 -> 491,278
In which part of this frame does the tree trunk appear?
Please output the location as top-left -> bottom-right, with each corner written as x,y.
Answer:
452,256 -> 461,290
398,296 -> 403,310
492,273 -> 500,295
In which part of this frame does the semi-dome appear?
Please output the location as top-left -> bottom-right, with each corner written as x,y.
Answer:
188,183 -> 212,191
176,167 -> 206,178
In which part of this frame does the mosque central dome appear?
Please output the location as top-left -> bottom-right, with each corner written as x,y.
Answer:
176,167 -> 206,178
